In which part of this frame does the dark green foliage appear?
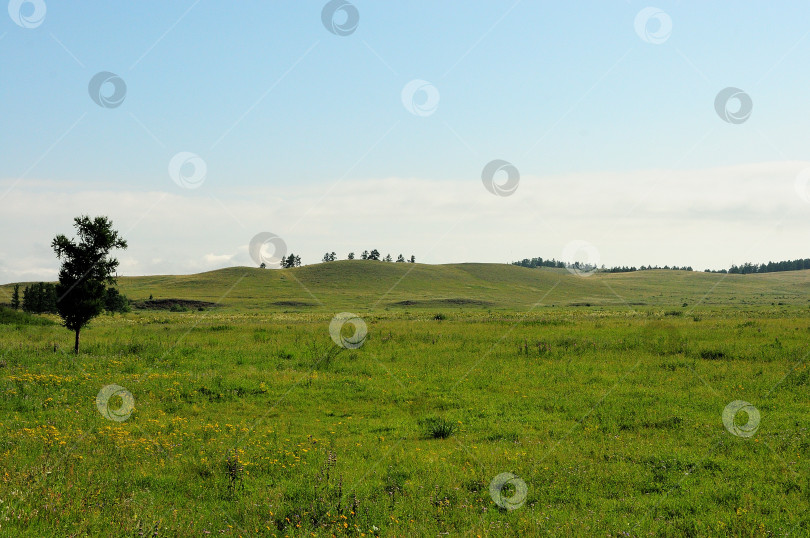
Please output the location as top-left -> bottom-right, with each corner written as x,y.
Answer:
282,253 -> 302,268
104,287 -> 130,313
421,417 -> 456,439
51,215 -> 127,353
699,349 -> 728,360
512,256 -> 566,269
512,257 -> 693,273
21,283 -> 58,314
11,284 -> 20,310
511,254 -> 810,273
726,258 -> 810,274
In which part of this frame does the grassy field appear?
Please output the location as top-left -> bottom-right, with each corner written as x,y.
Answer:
0,263 -> 808,536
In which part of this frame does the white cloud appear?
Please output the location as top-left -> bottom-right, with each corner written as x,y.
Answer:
1,160 -> 809,284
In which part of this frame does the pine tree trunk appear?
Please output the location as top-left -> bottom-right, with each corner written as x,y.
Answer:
74,329 -> 80,354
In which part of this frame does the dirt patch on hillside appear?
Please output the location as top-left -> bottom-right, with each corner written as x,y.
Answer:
132,299 -> 219,311
392,298 -> 493,307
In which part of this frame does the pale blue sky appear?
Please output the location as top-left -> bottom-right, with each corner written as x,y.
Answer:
2,1 -> 810,281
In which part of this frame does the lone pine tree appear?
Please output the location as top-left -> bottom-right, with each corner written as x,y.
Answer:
51,216 -> 127,354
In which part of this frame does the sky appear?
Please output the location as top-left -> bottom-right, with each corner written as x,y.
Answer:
3,1 -> 810,283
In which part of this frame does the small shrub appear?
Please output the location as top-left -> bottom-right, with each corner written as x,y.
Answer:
433,313 -> 446,321
421,417 -> 455,439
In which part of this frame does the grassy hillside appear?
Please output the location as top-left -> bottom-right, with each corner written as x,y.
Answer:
2,262 -> 809,534
4,261 -> 810,311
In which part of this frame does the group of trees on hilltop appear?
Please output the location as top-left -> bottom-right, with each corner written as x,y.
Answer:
512,257 -> 566,269
603,265 -> 693,273
511,257 -> 692,273
355,250 -> 415,263
280,254 -> 302,268
260,251 -> 417,268
514,254 -> 810,275
704,258 -> 810,274
313,251 -> 416,264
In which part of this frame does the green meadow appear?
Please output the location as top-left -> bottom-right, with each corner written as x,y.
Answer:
1,262 -> 809,536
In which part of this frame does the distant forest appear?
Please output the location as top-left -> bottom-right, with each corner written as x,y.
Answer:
511,257 -> 810,275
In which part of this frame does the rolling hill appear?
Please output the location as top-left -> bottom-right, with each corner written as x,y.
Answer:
5,261 -> 810,311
